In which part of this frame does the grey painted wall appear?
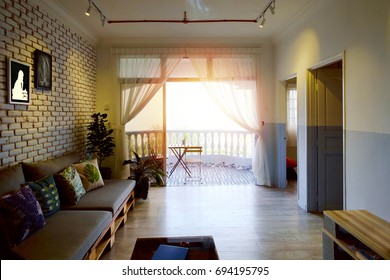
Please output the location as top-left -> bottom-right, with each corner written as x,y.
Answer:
346,130 -> 390,221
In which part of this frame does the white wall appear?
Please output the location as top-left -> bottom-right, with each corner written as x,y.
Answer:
274,0 -> 390,220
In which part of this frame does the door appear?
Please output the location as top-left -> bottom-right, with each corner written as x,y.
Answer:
316,63 -> 343,210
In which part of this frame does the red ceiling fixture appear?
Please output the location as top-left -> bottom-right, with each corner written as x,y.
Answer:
107,11 -> 258,24
86,0 -> 276,28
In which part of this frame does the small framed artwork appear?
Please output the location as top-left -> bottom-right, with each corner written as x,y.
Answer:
8,58 -> 31,105
34,50 -> 52,90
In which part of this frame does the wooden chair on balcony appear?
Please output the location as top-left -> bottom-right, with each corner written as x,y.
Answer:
150,147 -> 164,172
184,146 -> 203,184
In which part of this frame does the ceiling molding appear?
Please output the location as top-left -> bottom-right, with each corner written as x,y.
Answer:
271,0 -> 322,43
32,0 -> 98,45
96,37 -> 271,49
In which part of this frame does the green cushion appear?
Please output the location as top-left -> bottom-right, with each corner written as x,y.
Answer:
28,175 -> 60,218
73,158 -> 104,192
54,166 -> 86,205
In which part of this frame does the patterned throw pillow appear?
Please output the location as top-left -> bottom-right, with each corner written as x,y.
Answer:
73,158 -> 104,192
28,175 -> 60,218
54,165 -> 86,205
0,185 -> 46,245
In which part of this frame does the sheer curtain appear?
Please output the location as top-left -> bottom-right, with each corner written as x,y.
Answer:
112,48 -> 182,178
187,48 -> 271,186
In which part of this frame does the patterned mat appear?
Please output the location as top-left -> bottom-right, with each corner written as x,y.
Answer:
166,162 -> 255,186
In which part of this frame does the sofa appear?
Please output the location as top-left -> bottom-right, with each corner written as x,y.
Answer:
0,152 -> 136,260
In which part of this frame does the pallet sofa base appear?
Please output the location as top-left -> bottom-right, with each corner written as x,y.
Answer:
0,152 -> 136,260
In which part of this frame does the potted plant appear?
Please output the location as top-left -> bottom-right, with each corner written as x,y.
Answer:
123,151 -> 165,199
86,113 -> 116,179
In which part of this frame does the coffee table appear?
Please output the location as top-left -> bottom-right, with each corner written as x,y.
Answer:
130,235 -> 219,260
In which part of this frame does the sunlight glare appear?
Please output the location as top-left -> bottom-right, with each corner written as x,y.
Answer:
167,82 -> 244,131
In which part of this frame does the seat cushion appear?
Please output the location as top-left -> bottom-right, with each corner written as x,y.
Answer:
10,210 -> 111,260
62,179 -> 135,216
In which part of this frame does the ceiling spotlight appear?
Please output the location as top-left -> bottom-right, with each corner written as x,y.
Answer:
269,5 -> 275,15
85,0 -> 92,16
259,16 -> 266,28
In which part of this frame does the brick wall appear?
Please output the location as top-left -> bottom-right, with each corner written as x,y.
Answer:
0,0 -> 96,167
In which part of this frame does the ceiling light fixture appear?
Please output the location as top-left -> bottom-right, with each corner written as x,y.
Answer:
269,1 -> 276,15
259,16 -> 266,28
85,0 -> 108,28
101,14 -> 106,27
256,0 -> 276,28
85,0 -> 92,16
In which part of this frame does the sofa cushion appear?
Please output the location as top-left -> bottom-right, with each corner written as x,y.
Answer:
22,152 -> 81,182
28,175 -> 60,218
72,158 -> 104,192
10,210 -> 112,260
54,166 -> 86,205
0,164 -> 25,196
63,179 -> 135,216
0,185 -> 46,245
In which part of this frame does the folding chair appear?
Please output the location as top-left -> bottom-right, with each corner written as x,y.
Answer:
184,146 -> 203,184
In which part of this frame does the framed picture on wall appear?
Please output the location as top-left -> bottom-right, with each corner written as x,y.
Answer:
34,49 -> 52,90
8,58 -> 31,105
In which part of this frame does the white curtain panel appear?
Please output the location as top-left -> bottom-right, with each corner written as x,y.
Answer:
187,48 -> 270,186
112,48 -> 182,178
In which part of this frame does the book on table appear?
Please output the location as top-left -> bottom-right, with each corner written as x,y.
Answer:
151,244 -> 189,260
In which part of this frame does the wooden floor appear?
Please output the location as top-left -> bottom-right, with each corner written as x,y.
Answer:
101,181 -> 324,260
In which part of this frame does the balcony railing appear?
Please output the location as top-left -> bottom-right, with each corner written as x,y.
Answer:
126,130 -> 253,167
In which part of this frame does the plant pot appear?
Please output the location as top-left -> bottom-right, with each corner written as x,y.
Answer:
135,176 -> 150,199
99,167 -> 112,180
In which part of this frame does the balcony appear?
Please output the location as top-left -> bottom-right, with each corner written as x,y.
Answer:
126,130 -> 255,185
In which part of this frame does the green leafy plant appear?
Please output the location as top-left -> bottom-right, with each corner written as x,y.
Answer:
86,113 -> 116,168
123,151 -> 165,186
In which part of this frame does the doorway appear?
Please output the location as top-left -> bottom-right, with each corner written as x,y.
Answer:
307,59 -> 344,212
286,78 -> 298,183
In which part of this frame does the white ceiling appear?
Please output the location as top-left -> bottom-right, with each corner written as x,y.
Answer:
42,0 -> 315,46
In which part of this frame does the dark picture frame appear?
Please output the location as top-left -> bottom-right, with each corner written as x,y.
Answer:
34,50 -> 52,90
8,58 -> 31,105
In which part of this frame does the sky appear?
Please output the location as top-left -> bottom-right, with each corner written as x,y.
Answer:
126,82 -> 244,132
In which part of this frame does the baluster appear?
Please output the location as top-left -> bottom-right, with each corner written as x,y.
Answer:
215,132 -> 219,155
242,133 -> 247,158
220,132 -> 225,156
140,133 -> 144,157
239,133 -> 244,157
211,132 -> 215,155
224,132 -> 228,156
206,132 -> 212,156
233,133 -> 237,156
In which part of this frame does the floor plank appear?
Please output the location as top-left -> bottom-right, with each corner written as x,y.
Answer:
101,181 -> 324,260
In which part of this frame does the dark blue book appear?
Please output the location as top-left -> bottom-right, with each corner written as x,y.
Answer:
152,244 -> 189,260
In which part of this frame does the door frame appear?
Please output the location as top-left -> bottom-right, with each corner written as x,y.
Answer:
306,52 -> 346,211
276,73 -> 297,189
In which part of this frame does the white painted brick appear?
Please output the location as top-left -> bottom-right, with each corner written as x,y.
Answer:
0,0 -> 96,167
16,153 -> 27,161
